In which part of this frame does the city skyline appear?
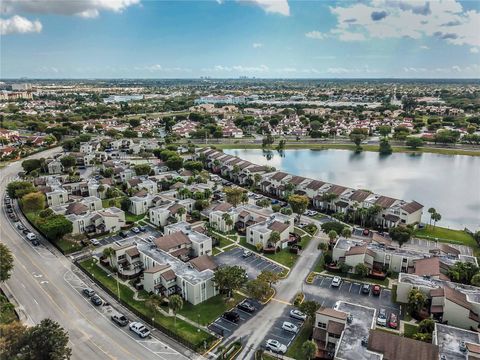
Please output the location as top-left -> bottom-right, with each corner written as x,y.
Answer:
1,0 -> 479,79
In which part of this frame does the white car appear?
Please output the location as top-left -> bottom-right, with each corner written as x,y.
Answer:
129,322 -> 150,338
242,250 -> 252,258
90,238 -> 100,246
331,276 -> 342,287
282,321 -> 298,333
266,339 -> 287,354
26,233 -> 37,241
146,235 -> 156,243
289,309 -> 307,321
131,227 -> 140,234
376,309 -> 387,327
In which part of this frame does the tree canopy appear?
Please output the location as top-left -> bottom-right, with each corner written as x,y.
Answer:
0,243 -> 14,282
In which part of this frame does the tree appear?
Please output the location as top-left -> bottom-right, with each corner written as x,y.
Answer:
339,262 -> 352,274
448,262 -> 479,284
431,212 -> 441,228
389,226 -> 412,248
349,132 -> 366,152
102,247 -> 115,267
222,213 -> 233,229
406,137 -> 424,150
257,270 -> 280,288
427,208 -> 436,226
145,293 -> 162,325
7,181 -> 36,199
246,278 -> 270,301
341,228 -> 352,239
120,198 -> 131,212
253,173 -> 262,189
301,340 -> 317,360
0,243 -> 14,282
288,194 -> 309,221
224,187 -> 246,207
328,230 -> 338,243
21,192 -> 46,213
166,156 -> 184,171
213,266 -> 248,298
379,139 -> 392,155
377,125 -> 391,138
37,215 -> 73,241
134,164 -> 151,176
321,221 -> 345,235
298,300 -> 320,320
267,231 -> 281,249
60,155 -> 76,169
176,206 -> 186,219
418,319 -> 435,334
471,273 -> 480,286
183,161 -> 203,172
22,159 -> 42,173
354,263 -> 369,278
129,119 -> 141,128
168,294 -> 183,327
407,288 -> 426,315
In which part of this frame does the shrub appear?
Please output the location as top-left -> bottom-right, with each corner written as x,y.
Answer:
321,221 -> 345,235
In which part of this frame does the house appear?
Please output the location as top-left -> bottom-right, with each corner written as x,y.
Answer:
66,207 -> 125,235
149,201 -> 186,227
434,323 -> 480,360
161,222 -> 213,257
246,212 -> 294,249
47,160 -> 63,174
46,188 -> 68,206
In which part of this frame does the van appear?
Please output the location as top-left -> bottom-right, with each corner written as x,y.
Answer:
26,233 -> 37,241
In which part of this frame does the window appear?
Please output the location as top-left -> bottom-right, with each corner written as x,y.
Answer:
317,322 -> 326,329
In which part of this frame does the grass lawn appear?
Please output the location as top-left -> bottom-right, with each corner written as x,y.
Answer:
286,321 -> 313,359
78,259 -> 215,350
239,237 -> 298,268
125,212 -> 145,223
217,236 -> 234,248
324,270 -> 390,287
312,213 -> 326,220
415,225 -> 476,248
403,323 -> 419,339
0,292 -> 18,324
212,247 -> 222,256
101,196 -> 124,209
178,293 -> 245,325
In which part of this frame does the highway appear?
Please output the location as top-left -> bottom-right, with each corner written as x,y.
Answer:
0,148 -> 197,360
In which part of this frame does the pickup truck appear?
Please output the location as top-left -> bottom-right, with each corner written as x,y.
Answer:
129,322 -> 150,338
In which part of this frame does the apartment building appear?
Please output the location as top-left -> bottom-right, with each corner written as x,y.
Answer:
66,207 -> 125,235
246,212 -> 294,249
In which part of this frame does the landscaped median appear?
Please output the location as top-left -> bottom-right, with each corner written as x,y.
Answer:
77,258 -> 218,352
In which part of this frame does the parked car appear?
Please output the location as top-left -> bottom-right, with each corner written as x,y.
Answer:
31,239 -> 40,246
83,288 -> 95,297
139,226 -> 146,232
90,238 -> 100,246
129,322 -> 150,338
90,295 -> 103,306
363,229 -> 370,236
265,339 -> 287,354
242,250 -> 252,258
119,231 -> 129,238
111,313 -> 129,327
388,313 -> 398,329
372,285 -> 381,296
331,276 -> 342,287
146,235 -> 156,243
282,321 -> 298,333
237,301 -> 255,313
376,309 -> 387,326
289,309 -> 307,321
222,311 -> 240,323
26,233 -> 37,241
22,229 -> 30,235
131,227 -> 140,234
361,284 -> 371,294
16,223 -> 25,230
6,208 -> 13,213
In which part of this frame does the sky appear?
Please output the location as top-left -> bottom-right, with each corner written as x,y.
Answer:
1,0 -> 479,79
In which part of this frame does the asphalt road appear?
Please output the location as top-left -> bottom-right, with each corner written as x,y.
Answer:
0,148 -> 196,360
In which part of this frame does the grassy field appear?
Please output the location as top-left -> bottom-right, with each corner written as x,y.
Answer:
217,236 -> 235,248
78,259 -> 215,350
285,321 -> 313,359
199,143 -> 480,157
415,225 -> 476,247
178,293 -> 245,325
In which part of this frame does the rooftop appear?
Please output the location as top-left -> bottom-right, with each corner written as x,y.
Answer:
435,323 -> 480,360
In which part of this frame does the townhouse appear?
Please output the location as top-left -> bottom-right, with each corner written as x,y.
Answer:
66,207 -> 125,235
246,212 -> 294,249
148,201 -> 187,227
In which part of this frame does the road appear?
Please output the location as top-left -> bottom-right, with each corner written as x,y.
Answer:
0,148 -> 196,360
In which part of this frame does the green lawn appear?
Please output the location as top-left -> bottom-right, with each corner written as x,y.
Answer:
415,225 -> 476,247
125,212 -> 145,223
217,236 -> 234,248
239,237 -> 298,268
78,259 -> 215,350
286,321 -> 313,359
403,323 -> 419,339
212,247 -> 222,256
0,293 -> 18,324
101,196 -> 124,209
178,293 -> 245,325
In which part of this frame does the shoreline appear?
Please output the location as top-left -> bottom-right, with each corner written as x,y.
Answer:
197,143 -> 480,157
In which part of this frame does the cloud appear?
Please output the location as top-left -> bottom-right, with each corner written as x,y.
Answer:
305,30 -> 327,40
135,64 -> 192,73
0,15 -> 41,35
237,0 -> 290,16
328,0 -> 480,47
0,0 -> 140,18
471,47 -> 479,54
371,10 -> 388,21
252,42 -> 263,48
202,64 -> 270,73
420,45 -> 429,50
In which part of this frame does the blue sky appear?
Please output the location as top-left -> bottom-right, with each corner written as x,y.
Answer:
1,0 -> 479,78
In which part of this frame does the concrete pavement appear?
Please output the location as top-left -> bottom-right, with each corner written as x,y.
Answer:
0,148 -> 196,360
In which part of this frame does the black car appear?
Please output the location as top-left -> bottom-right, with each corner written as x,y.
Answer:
139,226 -> 146,232
22,229 -> 30,235
223,311 -> 240,323
111,314 -> 129,327
237,301 -> 255,313
361,284 -> 371,295
119,231 -> 129,238
91,295 -> 103,306
6,208 -> 13,213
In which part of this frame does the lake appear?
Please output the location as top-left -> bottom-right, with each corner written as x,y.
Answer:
223,149 -> 480,231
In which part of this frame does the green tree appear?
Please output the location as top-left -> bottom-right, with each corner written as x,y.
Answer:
268,231 -> 281,249
166,156 -> 184,171
145,293 -> 162,326
253,173 -> 262,189
222,213 -> 233,229
448,262 -> 479,284
431,212 -> 441,228
377,125 -> 391,138
427,207 -> 436,226
246,278 -> 270,301
37,215 -> 73,241
298,300 -> 320,320
183,161 -> 203,172
301,340 -> 318,360
7,181 -> 36,199
22,159 -> 42,173
224,187 -> 246,207
168,294 -> 184,327
213,266 -> 247,298
354,263 -> 369,278
21,192 -> 46,213
134,164 -> 151,176
471,273 -> 480,286
407,288 -> 426,315
60,155 -> 76,169
379,139 -> 392,155
328,230 -> 338,243
418,319 -> 435,334
0,243 -> 14,282
406,137 -> 424,150
288,194 -> 309,221
102,247 -> 115,267
341,228 -> 352,239
257,270 -> 280,288
129,119 -> 141,128
388,226 -> 412,248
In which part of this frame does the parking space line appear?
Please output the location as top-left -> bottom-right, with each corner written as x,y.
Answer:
211,323 -> 231,332
349,283 -> 353,292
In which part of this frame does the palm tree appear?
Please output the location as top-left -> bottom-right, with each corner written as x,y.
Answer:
366,205 -> 382,227
253,173 -> 262,189
145,293 -> 163,327
176,206 -> 186,221
328,230 -> 338,244
102,247 -> 115,268
431,212 -> 441,229
268,231 -> 281,249
428,207 -> 436,226
301,340 -> 317,360
168,294 -> 184,327
222,213 -> 233,230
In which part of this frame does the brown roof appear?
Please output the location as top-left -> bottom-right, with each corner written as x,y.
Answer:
160,269 -> 176,281
316,307 -> 348,320
349,189 -> 371,202
443,286 -> 472,310
345,245 -> 375,257
368,329 -> 439,360
414,257 -> 442,277
326,320 -> 345,335
375,196 -> 397,208
467,343 -> 480,354
66,202 -> 88,215
100,178 -> 113,185
128,178 -> 141,187
170,247 -> 190,258
268,221 -> 290,233
430,288 -> 445,297
239,210 -> 250,218
401,201 -> 423,214
144,264 -> 170,274
189,255 -> 217,272
168,203 -> 184,215
306,180 -> 325,190
312,327 -> 327,342
154,232 -> 191,252
438,243 -> 460,256
125,247 -> 140,257
134,189 -> 148,197
212,202 -> 233,212
290,176 -> 306,185
327,185 -> 347,196
271,172 -> 289,182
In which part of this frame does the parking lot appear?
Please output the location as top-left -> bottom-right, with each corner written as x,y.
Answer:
304,275 -> 400,324
214,247 -> 285,279
97,224 -> 163,247
208,299 -> 263,337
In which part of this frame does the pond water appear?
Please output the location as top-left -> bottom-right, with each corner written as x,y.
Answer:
223,149 -> 480,231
